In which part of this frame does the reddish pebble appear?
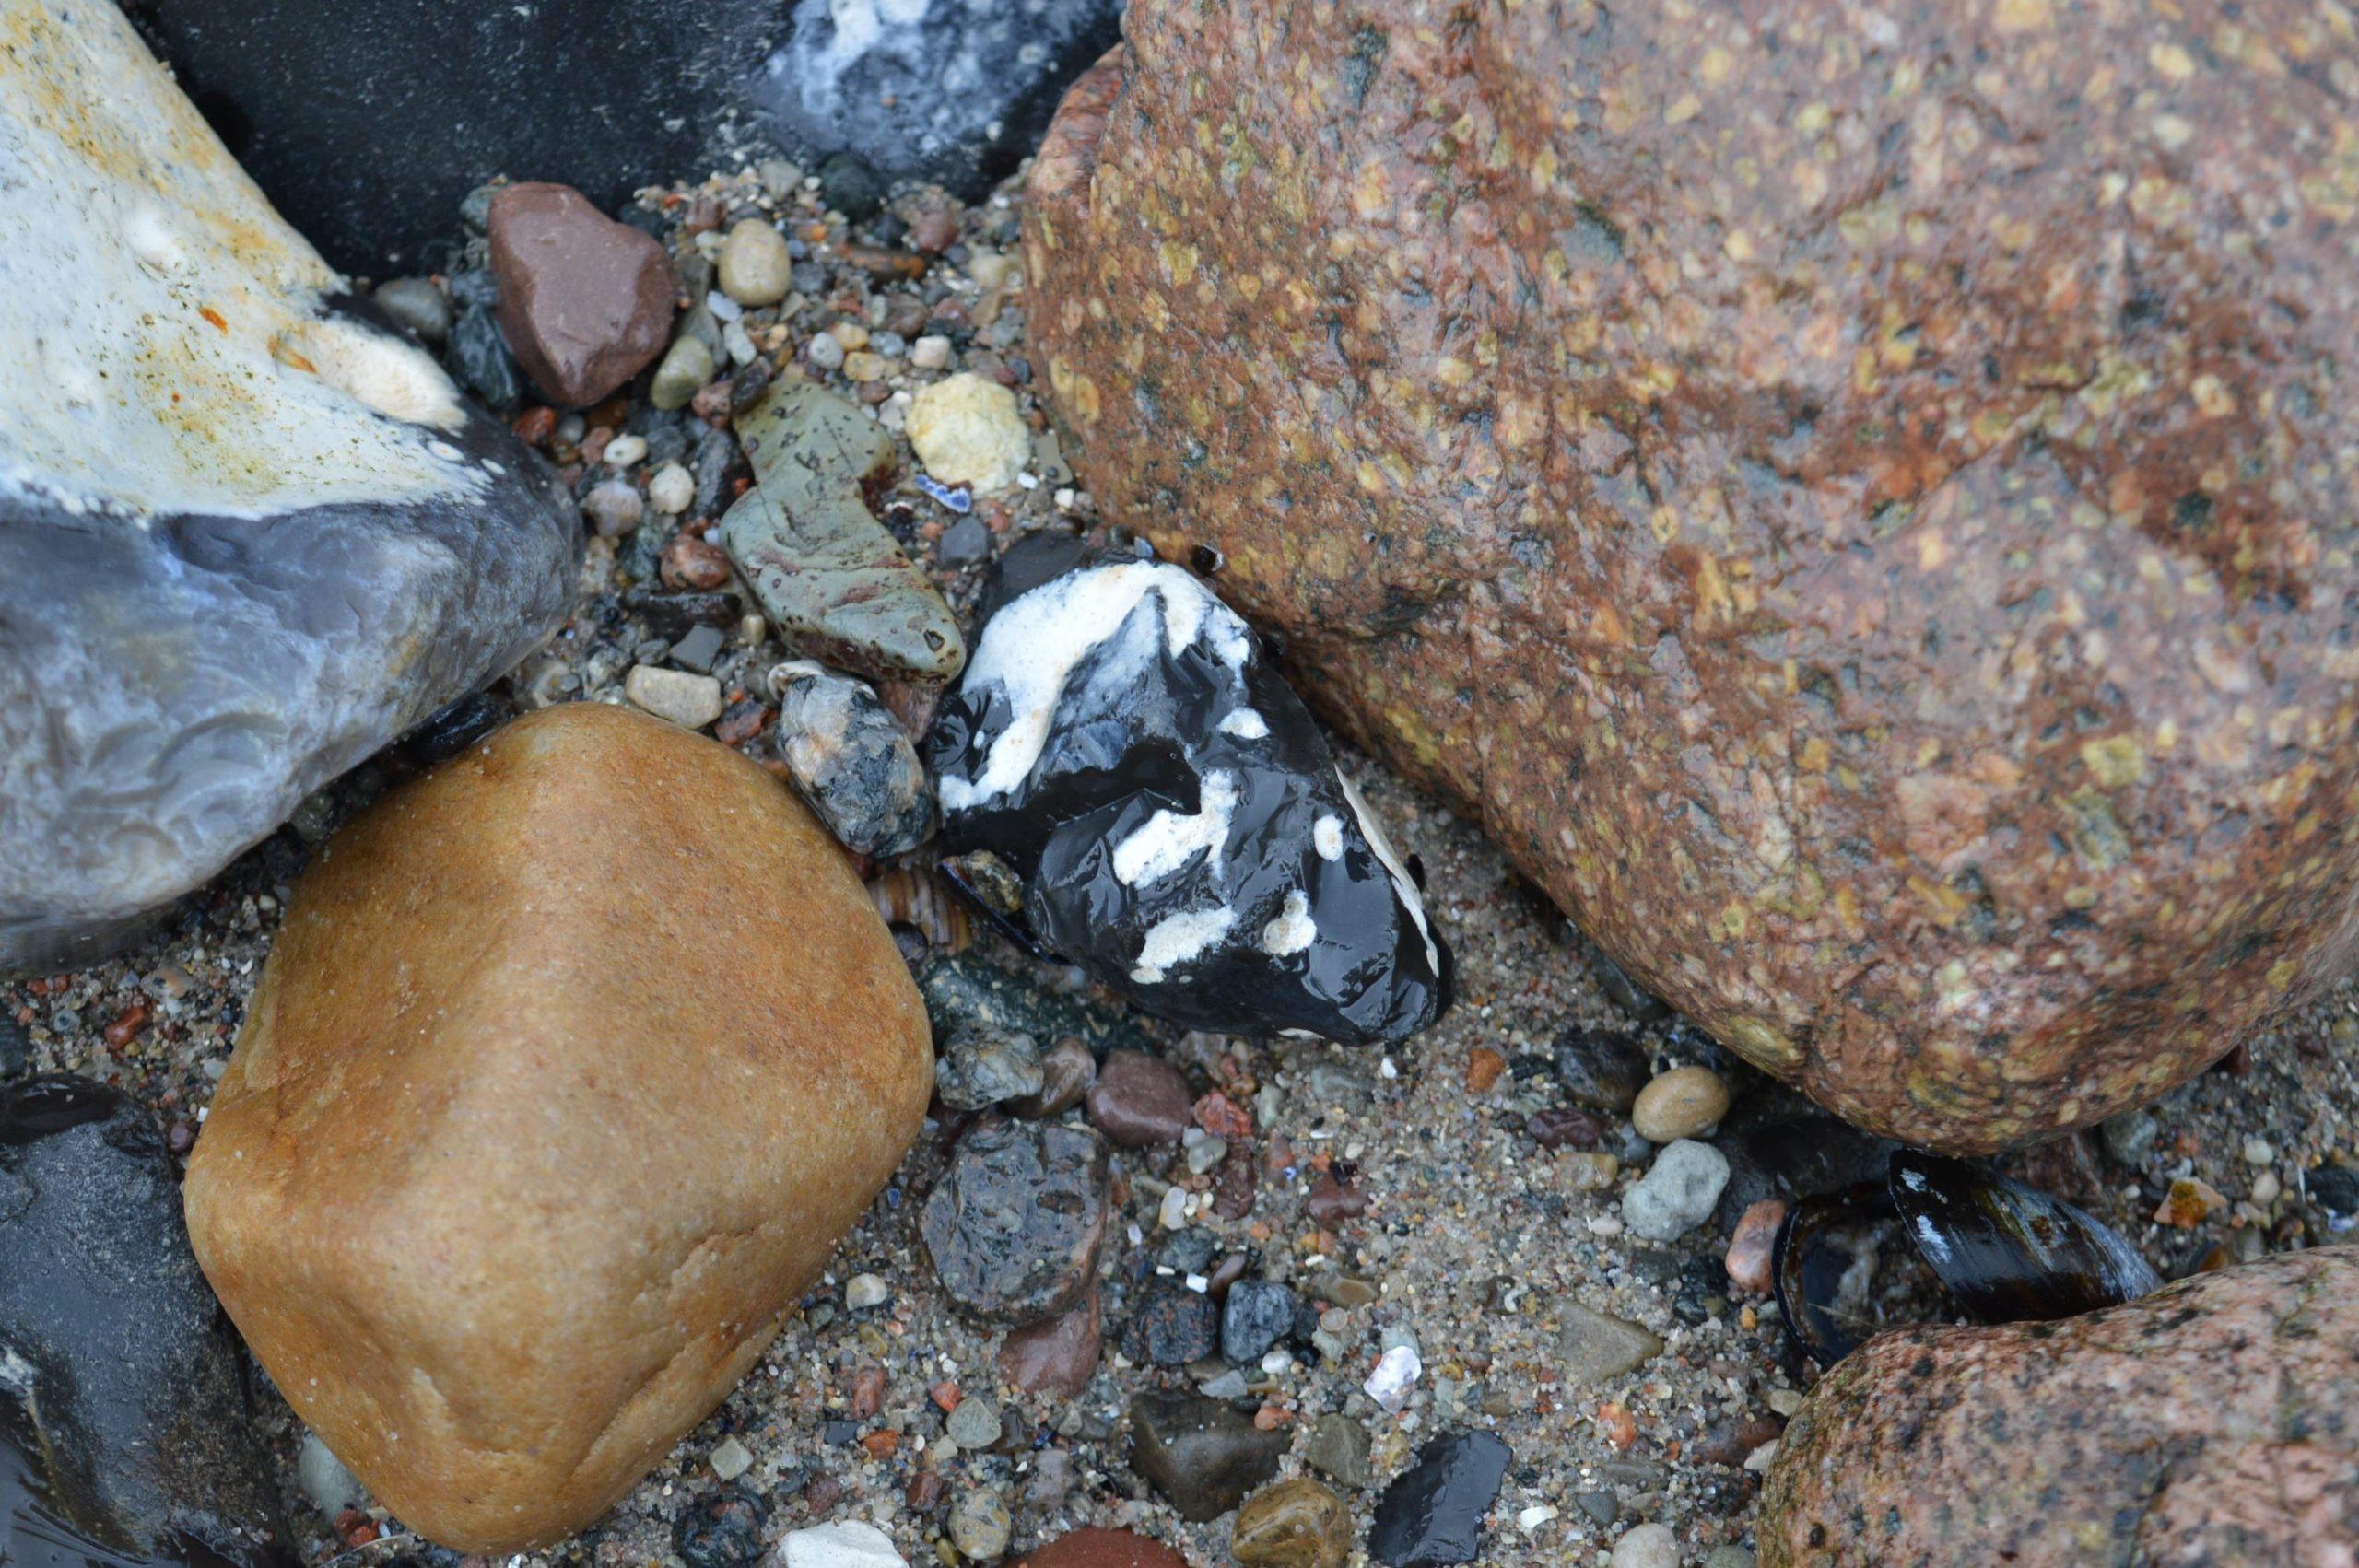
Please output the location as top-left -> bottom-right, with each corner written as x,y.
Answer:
661,535 -> 733,591
849,1365 -> 886,1420
998,1288 -> 1102,1399
712,699 -> 770,747
859,1430 -> 898,1459
1304,1173 -> 1368,1227
1465,1047 -> 1506,1094
1194,1090 -> 1253,1141
512,405 -> 557,446
102,1001 -> 149,1048
930,1380 -> 962,1412
1014,1527 -> 1189,1568
1597,1400 -> 1637,1448
1725,1199 -> 1787,1296
487,182 -> 675,406
1251,1404 -> 1287,1431
1086,1049 -> 1193,1147
910,205 -> 962,253
690,379 -> 734,421
2154,1177 -> 2226,1228
907,1470 -> 945,1510
802,1474 -> 842,1513
1213,1142 -> 1258,1220
334,1508 -> 377,1548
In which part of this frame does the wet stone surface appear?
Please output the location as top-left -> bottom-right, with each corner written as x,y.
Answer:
1124,1393 -> 1286,1524
929,538 -> 1449,1043
1,1076 -> 293,1566
920,1121 -> 1109,1327
770,662 -> 936,857
1367,1430 -> 1512,1567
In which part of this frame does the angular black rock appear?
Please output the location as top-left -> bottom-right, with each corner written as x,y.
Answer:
1132,1285 -> 1218,1368
130,0 -> 1122,275
1,1077 -> 295,1566
929,536 -> 1449,1043
920,1121 -> 1110,1327
0,1 -> 577,976
1367,1430 -> 1513,1567
1219,1279 -> 1297,1365
770,661 -> 936,857
1126,1393 -> 1286,1524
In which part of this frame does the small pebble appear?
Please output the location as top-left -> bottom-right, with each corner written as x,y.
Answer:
708,1434 -> 753,1480
1623,1140 -> 1731,1242
806,333 -> 847,372
602,433 -> 648,469
1363,1343 -> 1421,1411
718,218 -> 792,306
911,333 -> 952,369
907,371 -> 1030,492
936,1030 -> 1045,1111
778,1519 -> 907,1568
1611,1523 -> 1680,1568
1631,1065 -> 1731,1142
1087,1049 -> 1194,1146
845,1272 -> 890,1310
581,479 -> 643,537
371,276 -> 451,344
624,665 -> 722,730
945,1394 -> 1001,1449
650,334 -> 715,412
1725,1198 -> 1787,1294
648,462 -> 696,514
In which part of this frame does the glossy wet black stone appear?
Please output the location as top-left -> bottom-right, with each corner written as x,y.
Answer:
1367,1430 -> 1513,1566
1550,1028 -> 1649,1115
1,1077 -> 294,1567
920,1121 -> 1110,1327
1126,1393 -> 1285,1523
929,537 -> 1449,1044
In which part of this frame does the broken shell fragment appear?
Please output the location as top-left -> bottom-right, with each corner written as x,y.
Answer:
927,535 -> 1448,1044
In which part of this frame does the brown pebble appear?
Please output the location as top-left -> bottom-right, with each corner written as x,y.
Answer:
848,1364 -> 886,1420
1695,1412 -> 1785,1469
661,535 -> 733,591
1631,1065 -> 1732,1142
907,1470 -> 945,1511
2154,1176 -> 2227,1228
998,1287 -> 1101,1399
1597,1400 -> 1637,1448
487,182 -> 675,407
1014,1527 -> 1189,1568
1194,1089 -> 1253,1141
689,380 -> 734,422
1464,1047 -> 1507,1094
1726,1199 -> 1787,1296
909,205 -> 962,254
511,405 -> 557,446
1213,1142 -> 1259,1220
1013,1036 -> 1096,1119
1526,1106 -> 1609,1149
802,1473 -> 841,1514
1231,1475 -> 1351,1568
1304,1174 -> 1368,1227
1086,1049 -> 1193,1146
102,1001 -> 149,1048
858,1430 -> 898,1459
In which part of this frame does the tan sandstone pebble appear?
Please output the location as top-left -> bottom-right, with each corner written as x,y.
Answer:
624,664 -> 723,730
1725,1199 -> 1787,1296
1230,1475 -> 1353,1568
717,218 -> 792,307
487,182 -> 674,406
1760,1247 -> 2359,1565
182,704 -> 933,1552
1631,1066 -> 1731,1142
907,371 -> 1030,491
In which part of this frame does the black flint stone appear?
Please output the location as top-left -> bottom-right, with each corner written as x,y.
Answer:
1368,1429 -> 1513,1567
930,536 -> 1449,1044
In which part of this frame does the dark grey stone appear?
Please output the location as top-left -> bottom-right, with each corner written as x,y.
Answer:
1,1076 -> 295,1564
1367,1430 -> 1512,1567
1127,1392 -> 1285,1523
1219,1279 -> 1296,1365
920,1121 -> 1109,1327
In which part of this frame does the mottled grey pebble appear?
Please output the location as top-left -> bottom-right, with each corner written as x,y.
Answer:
1623,1140 -> 1731,1242
372,276 -> 451,344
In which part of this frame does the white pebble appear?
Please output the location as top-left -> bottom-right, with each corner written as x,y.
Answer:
602,433 -> 648,469
845,1272 -> 890,1309
709,1434 -> 753,1480
778,1520 -> 908,1568
1517,1504 -> 1559,1532
1157,1185 -> 1189,1230
649,462 -> 695,514
911,333 -> 952,369
1363,1343 -> 1421,1411
1612,1523 -> 1679,1568
907,371 -> 1030,492
2244,1137 -> 2277,1166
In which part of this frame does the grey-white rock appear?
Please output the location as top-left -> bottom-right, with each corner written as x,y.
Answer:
0,0 -> 576,975
935,1030 -> 1045,1113
1622,1141 -> 1731,1242
771,661 -> 935,856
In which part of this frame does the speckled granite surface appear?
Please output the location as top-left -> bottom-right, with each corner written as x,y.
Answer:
1760,1246 -> 2359,1565
1024,0 -> 2359,1153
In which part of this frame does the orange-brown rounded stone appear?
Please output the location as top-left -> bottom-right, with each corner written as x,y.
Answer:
184,703 -> 932,1551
